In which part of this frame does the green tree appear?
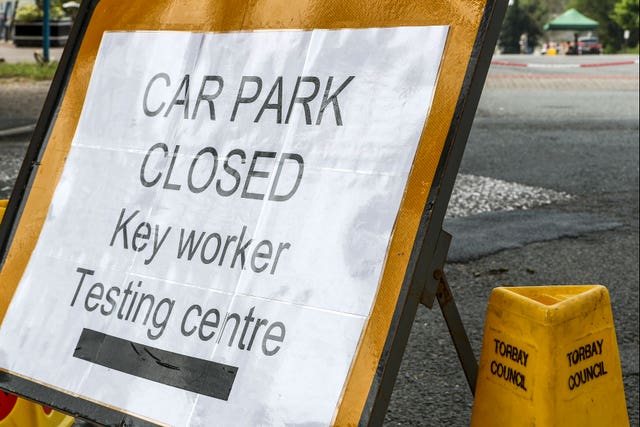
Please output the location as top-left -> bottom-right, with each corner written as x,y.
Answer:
546,0 -> 573,15
569,0 -> 623,52
35,0 -> 65,9
16,0 -> 68,21
499,0 -> 548,53
611,0 -> 639,47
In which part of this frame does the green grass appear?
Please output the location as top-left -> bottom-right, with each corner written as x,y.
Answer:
0,61 -> 58,80
618,45 -> 640,54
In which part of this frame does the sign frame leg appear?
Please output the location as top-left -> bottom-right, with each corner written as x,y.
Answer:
420,230 -> 478,395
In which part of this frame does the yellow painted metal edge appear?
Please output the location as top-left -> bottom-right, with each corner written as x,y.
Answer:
0,1 -> 489,425
0,200 -> 7,222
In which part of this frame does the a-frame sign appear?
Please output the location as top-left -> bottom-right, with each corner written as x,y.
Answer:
0,0 -> 507,425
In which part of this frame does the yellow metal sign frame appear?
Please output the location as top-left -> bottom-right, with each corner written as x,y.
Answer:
0,0 -> 507,425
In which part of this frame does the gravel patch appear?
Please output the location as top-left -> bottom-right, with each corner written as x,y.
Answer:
447,173 -> 572,218
0,142 -> 29,199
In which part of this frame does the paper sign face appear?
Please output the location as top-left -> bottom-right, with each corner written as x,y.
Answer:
0,27 -> 447,426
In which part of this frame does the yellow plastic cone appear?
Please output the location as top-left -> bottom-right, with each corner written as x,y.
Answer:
471,285 -> 629,426
0,392 -> 74,427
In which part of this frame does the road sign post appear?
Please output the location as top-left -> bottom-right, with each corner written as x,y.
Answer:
42,0 -> 50,62
0,0 -> 507,425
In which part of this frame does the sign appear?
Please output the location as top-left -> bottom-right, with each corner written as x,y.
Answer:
0,0 -> 507,425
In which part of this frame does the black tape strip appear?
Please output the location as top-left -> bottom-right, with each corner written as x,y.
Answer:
73,328 -> 237,401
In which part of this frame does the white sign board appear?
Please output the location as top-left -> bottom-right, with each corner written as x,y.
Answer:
0,27 -> 447,426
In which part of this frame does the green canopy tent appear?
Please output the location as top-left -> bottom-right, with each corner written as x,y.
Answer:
543,8 -> 599,53
543,8 -> 599,31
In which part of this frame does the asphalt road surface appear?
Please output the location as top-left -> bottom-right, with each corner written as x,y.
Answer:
386,55 -> 639,426
0,54 -> 638,426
